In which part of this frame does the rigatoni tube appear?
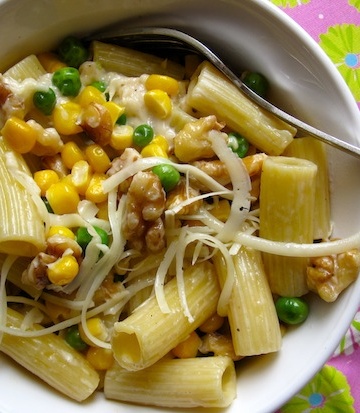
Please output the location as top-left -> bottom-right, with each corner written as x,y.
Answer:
0,308 -> 99,401
186,61 -> 296,155
214,248 -> 281,356
0,139 -> 46,256
260,156 -> 317,296
104,356 -> 236,408
4,54 -> 46,81
283,136 -> 331,241
111,261 -> 220,371
92,41 -> 185,79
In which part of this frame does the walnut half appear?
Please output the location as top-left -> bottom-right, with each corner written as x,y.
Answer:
307,249 -> 360,302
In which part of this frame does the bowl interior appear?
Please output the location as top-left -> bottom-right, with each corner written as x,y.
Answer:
0,1 -> 360,413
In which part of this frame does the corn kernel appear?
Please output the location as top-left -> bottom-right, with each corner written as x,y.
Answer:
110,124 -> 133,150
47,225 -> 76,240
1,117 -> 37,153
171,331 -> 202,358
60,174 -> 74,187
47,255 -> 79,286
77,85 -> 106,107
46,181 -> 80,214
96,201 -> 108,221
37,52 -> 67,73
141,143 -> 168,158
152,135 -> 169,152
33,169 -> 60,196
210,199 -> 232,222
86,347 -> 114,370
71,159 -> 92,195
53,102 -> 83,135
79,317 -> 108,346
85,173 -> 108,203
103,101 -> 125,125
61,141 -> 85,169
145,74 -> 179,95
85,144 -> 111,173
144,89 -> 172,119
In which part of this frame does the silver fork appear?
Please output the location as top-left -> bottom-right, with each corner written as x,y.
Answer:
86,27 -> 360,159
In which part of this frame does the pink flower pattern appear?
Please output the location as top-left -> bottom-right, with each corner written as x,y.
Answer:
271,0 -> 360,410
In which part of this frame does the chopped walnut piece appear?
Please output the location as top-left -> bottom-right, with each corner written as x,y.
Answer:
166,178 -> 202,215
92,273 -> 126,306
81,102 -> 112,146
145,217 -> 166,252
46,235 -> 82,260
21,252 -> 56,290
122,171 -> 166,252
0,76 -> 26,120
41,154 -> 69,178
191,159 -> 231,189
107,148 -> 141,194
28,122 -> 64,157
0,76 -> 11,105
242,153 -> 267,177
307,249 -> 360,302
174,115 -> 224,162
199,332 -> 242,361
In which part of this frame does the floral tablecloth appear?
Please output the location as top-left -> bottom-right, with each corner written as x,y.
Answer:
269,1 -> 360,411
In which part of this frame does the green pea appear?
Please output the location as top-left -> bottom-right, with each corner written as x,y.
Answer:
76,225 -> 109,252
152,164 -> 180,192
116,113 -> 127,125
90,80 -> 107,93
275,296 -> 309,325
58,36 -> 88,68
242,71 -> 269,98
227,132 -> 249,158
33,88 -> 56,115
133,124 -> 154,147
65,325 -> 88,351
52,67 -> 82,97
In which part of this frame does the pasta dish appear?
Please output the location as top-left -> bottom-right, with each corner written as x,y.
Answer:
0,35 -> 359,408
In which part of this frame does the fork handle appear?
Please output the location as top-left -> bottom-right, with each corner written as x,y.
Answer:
237,83 -> 360,159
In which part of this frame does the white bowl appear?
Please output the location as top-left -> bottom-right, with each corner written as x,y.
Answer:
1,1 -> 360,413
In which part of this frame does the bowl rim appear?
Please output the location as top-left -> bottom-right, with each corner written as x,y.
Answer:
0,1 -> 359,413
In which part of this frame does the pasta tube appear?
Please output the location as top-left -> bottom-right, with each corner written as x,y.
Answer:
0,308 -> 99,401
0,139 -> 46,256
4,54 -> 46,81
260,156 -> 317,296
111,261 -> 220,371
0,254 -> 40,298
104,356 -> 236,408
92,41 -> 185,79
186,61 -> 296,155
284,136 -> 331,240
214,248 -> 281,356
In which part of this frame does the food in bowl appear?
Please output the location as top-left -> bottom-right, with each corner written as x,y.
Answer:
0,27 -> 359,411
0,1 -> 360,413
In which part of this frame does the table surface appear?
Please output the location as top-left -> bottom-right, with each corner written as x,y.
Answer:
271,1 -> 360,412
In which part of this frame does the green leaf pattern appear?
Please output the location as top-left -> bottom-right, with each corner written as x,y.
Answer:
270,2 -> 359,410
279,365 -> 355,412
319,24 -> 360,101
271,0 -> 311,7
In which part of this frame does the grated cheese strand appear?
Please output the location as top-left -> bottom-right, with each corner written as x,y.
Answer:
79,189 -> 127,349
0,255 -> 18,344
103,156 -> 233,198
154,240 -> 179,314
175,227 -> 194,323
235,230 -> 360,257
207,130 -> 251,242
